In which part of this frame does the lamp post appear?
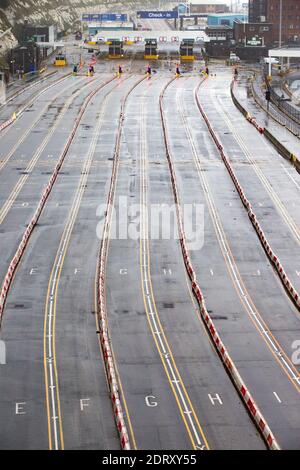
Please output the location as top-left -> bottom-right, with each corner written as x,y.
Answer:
279,0 -> 283,48
19,46 -> 27,75
10,59 -> 15,79
243,3 -> 246,40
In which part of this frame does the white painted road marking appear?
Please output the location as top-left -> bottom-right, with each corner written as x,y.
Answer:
15,402 -> 26,415
145,396 -> 158,407
208,394 -> 223,406
273,392 -> 282,404
163,268 -> 172,276
80,398 -> 90,411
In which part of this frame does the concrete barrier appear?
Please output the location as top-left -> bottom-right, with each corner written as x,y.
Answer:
231,80 -> 300,175
263,128 -> 300,174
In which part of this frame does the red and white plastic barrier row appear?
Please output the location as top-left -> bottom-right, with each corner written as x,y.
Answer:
159,78 -> 280,450
0,113 -> 17,132
0,76 -> 116,326
196,80 -> 300,311
96,76 -> 146,451
89,57 -> 97,66
246,113 -> 264,133
78,58 -> 85,71
0,73 -> 71,134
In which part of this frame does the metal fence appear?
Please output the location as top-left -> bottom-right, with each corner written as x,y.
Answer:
269,83 -> 300,125
254,72 -> 300,136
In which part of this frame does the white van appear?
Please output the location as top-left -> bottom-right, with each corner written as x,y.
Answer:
263,57 -> 279,64
230,53 -> 240,63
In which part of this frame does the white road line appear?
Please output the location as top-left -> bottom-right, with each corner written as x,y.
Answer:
281,163 -> 300,191
273,392 -> 282,404
140,95 -> 206,449
45,84 -> 113,450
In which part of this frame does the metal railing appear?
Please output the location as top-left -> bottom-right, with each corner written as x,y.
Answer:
252,74 -> 300,136
269,82 -> 300,125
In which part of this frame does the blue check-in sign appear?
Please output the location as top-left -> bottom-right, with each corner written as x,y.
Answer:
137,11 -> 179,20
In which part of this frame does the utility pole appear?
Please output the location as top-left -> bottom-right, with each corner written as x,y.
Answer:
11,59 -> 15,78
279,0 -> 283,48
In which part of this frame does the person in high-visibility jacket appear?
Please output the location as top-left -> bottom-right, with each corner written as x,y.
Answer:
147,65 -> 152,78
176,65 -> 180,77
118,65 -> 123,77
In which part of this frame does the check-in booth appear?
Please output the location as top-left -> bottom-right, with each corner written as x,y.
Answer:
54,54 -> 67,66
144,39 -> 158,60
180,39 -> 195,61
108,39 -> 124,59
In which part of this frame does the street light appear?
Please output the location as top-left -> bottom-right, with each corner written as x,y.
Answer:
19,46 -> 28,74
279,0 -> 283,48
10,59 -> 15,78
243,3 -> 246,37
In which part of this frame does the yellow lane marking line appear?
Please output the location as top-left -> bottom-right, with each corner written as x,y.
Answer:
44,79 -> 120,450
140,93 -> 209,450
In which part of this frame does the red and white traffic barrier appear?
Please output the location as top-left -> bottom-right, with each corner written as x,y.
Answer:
0,76 -> 116,325
159,77 -> 280,450
196,79 -> 300,312
78,59 -> 85,71
0,113 -> 16,132
96,76 -> 146,451
246,113 -> 264,133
